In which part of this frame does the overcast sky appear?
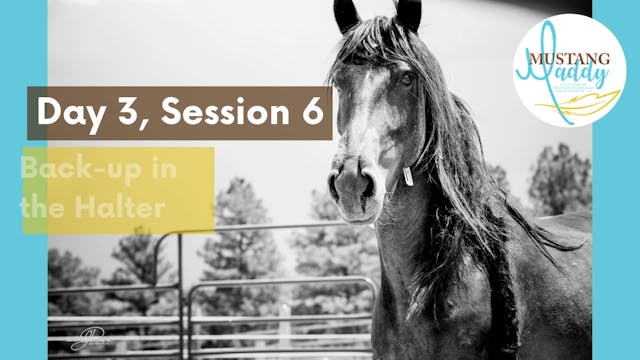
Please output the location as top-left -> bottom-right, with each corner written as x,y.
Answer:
47,0 -> 591,285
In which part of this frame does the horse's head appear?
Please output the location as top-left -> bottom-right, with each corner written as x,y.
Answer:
327,0 -> 432,225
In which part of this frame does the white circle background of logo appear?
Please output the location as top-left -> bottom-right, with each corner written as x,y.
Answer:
513,14 -> 626,128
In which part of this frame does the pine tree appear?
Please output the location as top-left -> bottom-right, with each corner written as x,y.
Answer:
48,249 -> 101,316
290,190 -> 378,334
48,249 -> 101,354
487,163 -> 511,193
100,228 -> 177,351
529,143 -> 592,216
196,177 -> 282,349
101,227 -> 173,317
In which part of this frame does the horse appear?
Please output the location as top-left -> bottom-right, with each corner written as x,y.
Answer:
325,1 -> 592,359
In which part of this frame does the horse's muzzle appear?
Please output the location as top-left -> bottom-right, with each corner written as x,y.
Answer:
328,157 -> 379,224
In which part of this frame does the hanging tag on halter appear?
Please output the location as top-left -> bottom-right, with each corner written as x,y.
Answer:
403,167 -> 414,187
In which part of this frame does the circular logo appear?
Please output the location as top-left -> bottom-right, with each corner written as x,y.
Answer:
513,14 -> 626,127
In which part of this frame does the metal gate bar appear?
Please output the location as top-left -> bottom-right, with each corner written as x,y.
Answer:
48,221 -> 378,359
185,276 -> 377,359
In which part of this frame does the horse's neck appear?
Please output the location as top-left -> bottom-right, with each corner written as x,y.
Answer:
374,172 -> 521,359
374,172 -> 433,304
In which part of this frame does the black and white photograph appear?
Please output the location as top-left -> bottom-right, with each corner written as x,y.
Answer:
47,0 -> 593,359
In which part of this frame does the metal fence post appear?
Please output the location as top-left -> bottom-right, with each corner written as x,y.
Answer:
278,304 -> 291,349
177,233 -> 184,360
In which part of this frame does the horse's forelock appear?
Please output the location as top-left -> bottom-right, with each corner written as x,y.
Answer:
329,17 -> 426,81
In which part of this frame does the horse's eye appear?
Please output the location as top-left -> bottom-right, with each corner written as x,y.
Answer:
401,72 -> 415,86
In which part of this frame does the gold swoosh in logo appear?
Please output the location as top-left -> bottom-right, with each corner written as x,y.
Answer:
535,89 -> 621,116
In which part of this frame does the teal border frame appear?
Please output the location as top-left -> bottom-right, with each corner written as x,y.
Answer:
0,0 -> 47,358
593,1 -> 637,359
0,0 -> 636,358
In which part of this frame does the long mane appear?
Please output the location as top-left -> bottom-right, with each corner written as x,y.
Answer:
328,16 -> 576,321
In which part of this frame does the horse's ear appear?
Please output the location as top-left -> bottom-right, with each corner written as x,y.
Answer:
395,0 -> 421,33
334,0 -> 361,35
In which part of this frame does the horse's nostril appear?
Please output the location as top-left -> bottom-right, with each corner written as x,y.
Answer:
362,172 -> 375,198
328,171 -> 339,202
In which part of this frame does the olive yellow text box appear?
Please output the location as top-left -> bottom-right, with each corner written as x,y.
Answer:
22,147 -> 214,234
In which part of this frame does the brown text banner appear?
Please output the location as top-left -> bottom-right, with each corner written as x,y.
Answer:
27,87 -> 333,140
